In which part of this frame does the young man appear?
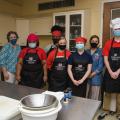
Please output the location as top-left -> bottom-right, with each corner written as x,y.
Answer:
44,25 -> 63,56
103,18 -> 120,115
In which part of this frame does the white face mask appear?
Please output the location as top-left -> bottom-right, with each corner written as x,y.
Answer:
28,43 -> 36,48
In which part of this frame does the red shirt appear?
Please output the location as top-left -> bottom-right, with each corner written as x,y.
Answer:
47,49 -> 71,69
18,47 -> 46,60
102,39 -> 120,56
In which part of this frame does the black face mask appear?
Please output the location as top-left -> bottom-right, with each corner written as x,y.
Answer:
90,43 -> 98,48
58,45 -> 66,50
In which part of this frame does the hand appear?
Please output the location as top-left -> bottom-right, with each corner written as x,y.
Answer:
110,71 -> 119,79
3,72 -> 9,80
78,79 -> 84,85
73,80 -> 79,86
43,75 -> 47,82
116,69 -> 120,76
89,72 -> 96,78
16,74 -> 21,81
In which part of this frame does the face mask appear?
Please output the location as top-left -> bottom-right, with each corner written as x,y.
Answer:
58,45 -> 66,50
28,43 -> 36,48
113,29 -> 120,37
10,39 -> 17,45
90,43 -> 98,48
76,43 -> 84,50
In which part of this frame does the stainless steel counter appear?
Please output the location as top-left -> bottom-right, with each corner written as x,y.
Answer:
0,81 -> 101,120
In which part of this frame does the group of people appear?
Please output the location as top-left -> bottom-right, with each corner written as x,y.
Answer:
0,17 -> 120,115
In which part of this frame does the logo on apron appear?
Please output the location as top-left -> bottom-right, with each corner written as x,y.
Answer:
26,57 -> 36,64
75,64 -> 84,71
55,63 -> 65,71
111,53 -> 120,61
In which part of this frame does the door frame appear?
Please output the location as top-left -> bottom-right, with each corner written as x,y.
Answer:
100,0 -> 120,47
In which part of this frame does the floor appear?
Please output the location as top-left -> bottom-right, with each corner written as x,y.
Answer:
94,110 -> 119,120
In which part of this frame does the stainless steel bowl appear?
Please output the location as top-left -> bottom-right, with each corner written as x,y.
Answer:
20,94 -> 58,111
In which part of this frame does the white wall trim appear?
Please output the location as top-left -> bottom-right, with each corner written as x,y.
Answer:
100,0 -> 120,47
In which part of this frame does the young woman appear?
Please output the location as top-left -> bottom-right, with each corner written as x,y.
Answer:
68,37 -> 92,97
87,35 -> 104,100
16,33 -> 47,88
47,36 -> 71,92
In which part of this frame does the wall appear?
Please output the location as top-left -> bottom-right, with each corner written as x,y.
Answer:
22,0 -> 101,38
0,0 -> 22,46
0,0 -> 22,16
20,0 -> 102,48
0,14 -> 16,46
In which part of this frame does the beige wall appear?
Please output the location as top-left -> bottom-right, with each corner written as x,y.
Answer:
0,14 -> 16,46
0,0 -> 22,16
20,0 -> 101,47
0,0 -> 102,47
22,0 -> 101,37
0,0 -> 22,46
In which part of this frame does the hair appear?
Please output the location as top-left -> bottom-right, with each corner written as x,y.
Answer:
51,25 -> 63,33
89,35 -> 99,44
58,36 -> 67,42
7,31 -> 19,42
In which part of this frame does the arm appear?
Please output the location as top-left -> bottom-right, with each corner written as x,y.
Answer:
16,58 -> 23,81
68,65 -> 79,86
0,45 -> 9,80
2,67 -> 9,80
90,53 -> 104,77
79,64 -> 92,84
42,60 -> 47,82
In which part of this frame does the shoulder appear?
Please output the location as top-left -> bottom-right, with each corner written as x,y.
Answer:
37,48 -> 46,54
104,39 -> 112,46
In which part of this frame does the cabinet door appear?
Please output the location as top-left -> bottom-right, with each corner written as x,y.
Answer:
69,14 -> 82,52
16,19 -> 29,46
54,15 -> 66,36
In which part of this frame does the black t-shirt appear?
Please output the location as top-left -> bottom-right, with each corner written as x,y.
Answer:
68,51 -> 93,65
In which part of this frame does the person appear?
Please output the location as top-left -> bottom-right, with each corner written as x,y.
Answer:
16,33 -> 47,88
86,35 -> 104,100
44,25 -> 63,56
47,36 -> 71,91
0,31 -> 21,83
68,37 -> 92,97
102,18 -> 120,115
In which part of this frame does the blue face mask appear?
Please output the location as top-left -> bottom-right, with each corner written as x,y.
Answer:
75,43 -> 84,50
10,39 -> 17,45
113,29 -> 120,37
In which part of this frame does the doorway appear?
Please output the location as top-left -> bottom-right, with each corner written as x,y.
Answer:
103,1 -> 120,46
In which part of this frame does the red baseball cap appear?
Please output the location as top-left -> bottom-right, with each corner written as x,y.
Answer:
75,37 -> 87,43
27,33 -> 39,42
52,30 -> 62,37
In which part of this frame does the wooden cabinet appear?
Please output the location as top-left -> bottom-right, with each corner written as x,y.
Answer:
29,16 -> 52,35
16,19 -> 29,46
53,10 -> 85,52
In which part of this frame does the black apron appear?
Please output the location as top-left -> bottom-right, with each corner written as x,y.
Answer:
71,51 -> 89,97
104,39 -> 120,93
19,49 -> 44,88
48,49 -> 69,92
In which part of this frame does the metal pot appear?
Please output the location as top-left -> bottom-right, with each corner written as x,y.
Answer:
20,94 -> 58,111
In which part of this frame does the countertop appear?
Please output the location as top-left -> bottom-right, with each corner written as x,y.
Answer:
0,81 -> 101,120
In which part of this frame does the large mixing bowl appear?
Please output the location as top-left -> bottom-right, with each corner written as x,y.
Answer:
20,94 -> 58,111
